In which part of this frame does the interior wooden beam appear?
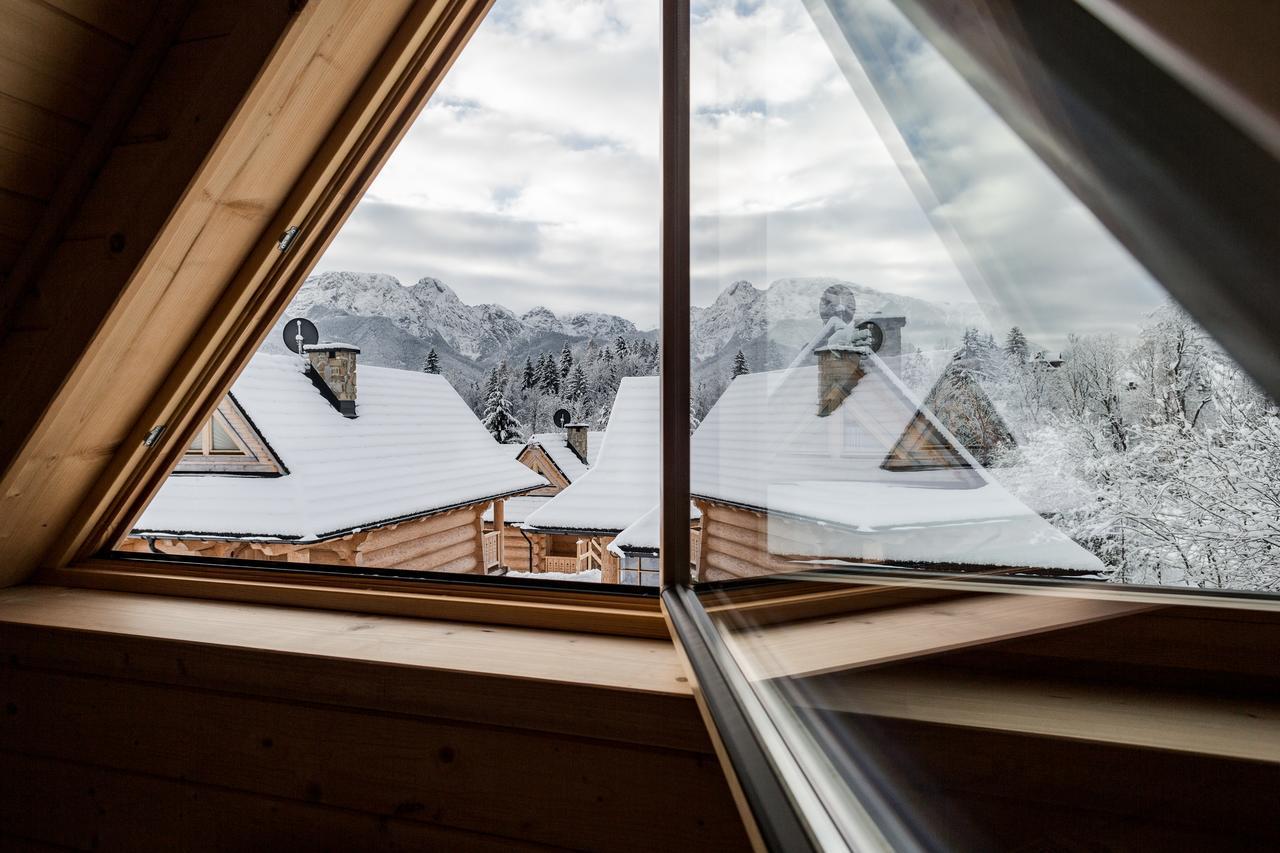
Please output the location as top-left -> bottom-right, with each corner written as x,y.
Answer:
803,663 -> 1280,762
723,592 -> 1155,680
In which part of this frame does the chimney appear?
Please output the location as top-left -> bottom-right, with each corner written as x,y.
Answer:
814,322 -> 871,417
566,423 -> 589,464
304,342 -> 359,418
863,315 -> 906,359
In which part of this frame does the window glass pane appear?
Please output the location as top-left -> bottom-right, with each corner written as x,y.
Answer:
209,418 -> 242,453
688,0 -> 1278,595
124,0 -> 659,585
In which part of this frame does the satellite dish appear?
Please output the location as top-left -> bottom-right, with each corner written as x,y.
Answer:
819,284 -> 857,324
553,409 -> 572,429
857,320 -> 885,353
283,317 -> 319,354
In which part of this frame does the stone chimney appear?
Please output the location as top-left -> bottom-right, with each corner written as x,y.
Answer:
814,322 -> 871,417
566,423 -> 589,464
304,342 -> 359,418
861,315 -> 907,359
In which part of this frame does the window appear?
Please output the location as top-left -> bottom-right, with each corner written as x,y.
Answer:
687,0 -> 1280,595
121,0 -> 660,586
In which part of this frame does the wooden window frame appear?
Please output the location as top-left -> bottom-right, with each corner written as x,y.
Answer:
33,0 -> 668,639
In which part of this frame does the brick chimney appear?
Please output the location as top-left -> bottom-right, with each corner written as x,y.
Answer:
566,423 -> 589,464
814,322 -> 871,417
304,342 -> 359,418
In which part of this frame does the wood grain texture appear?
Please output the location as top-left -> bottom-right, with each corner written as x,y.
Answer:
724,592 -> 1154,679
0,749 -> 562,852
807,663 -> 1280,761
0,585 -> 750,851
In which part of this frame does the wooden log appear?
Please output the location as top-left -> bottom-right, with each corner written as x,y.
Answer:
358,508 -> 476,552
361,519 -> 477,567
0,667 -> 745,851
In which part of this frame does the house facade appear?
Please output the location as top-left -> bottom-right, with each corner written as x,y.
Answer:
689,322 -> 1103,582
121,347 -> 546,571
483,425 -> 603,574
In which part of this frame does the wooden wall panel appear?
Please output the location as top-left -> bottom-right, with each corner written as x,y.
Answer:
0,593 -> 751,851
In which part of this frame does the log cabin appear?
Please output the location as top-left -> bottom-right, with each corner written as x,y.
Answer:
117,345 -> 546,571
522,376 -> 666,583
690,326 -> 1104,583
0,1 -> 1277,851
482,424 -> 604,574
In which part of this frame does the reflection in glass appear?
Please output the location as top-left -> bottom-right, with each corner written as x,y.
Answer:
689,0 -> 1278,594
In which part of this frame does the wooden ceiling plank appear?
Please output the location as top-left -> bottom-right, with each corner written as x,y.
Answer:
0,0 -> 131,123
0,2 -> 193,333
39,0 -> 161,47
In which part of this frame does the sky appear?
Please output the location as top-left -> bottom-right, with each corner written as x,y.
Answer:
314,0 -> 1167,342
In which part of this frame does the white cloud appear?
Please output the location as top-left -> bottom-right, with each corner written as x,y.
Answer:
315,0 -> 1169,343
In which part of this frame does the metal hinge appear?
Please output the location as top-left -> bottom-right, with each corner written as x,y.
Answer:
278,225 -> 301,253
143,425 -> 166,448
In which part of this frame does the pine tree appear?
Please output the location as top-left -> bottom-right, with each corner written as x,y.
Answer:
482,367 -> 524,444
600,346 -> 614,364
566,363 -> 588,402
422,348 -> 440,374
559,343 -> 573,378
615,336 -> 629,359
1005,327 -> 1029,363
732,349 -> 750,377
539,352 -> 560,395
521,356 -> 536,391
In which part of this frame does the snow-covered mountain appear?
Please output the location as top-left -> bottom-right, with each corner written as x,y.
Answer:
266,270 -> 989,377
277,271 -> 650,364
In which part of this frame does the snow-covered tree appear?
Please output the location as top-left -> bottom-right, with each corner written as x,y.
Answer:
538,353 -> 560,395
521,356 -> 536,391
559,343 -> 573,379
481,367 -> 524,444
732,349 -> 750,378
565,363 -> 588,402
1004,327 -> 1029,363
422,348 -> 440,374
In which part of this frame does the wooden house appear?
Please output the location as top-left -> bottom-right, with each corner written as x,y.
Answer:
522,376 -> 666,583
483,425 -> 603,573
119,347 -> 546,571
689,333 -> 1102,582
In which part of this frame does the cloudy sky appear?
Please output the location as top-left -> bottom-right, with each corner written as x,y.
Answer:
314,0 -> 1166,342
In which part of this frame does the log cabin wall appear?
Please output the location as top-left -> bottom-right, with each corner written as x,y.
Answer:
696,500 -> 800,582
117,504 -> 488,572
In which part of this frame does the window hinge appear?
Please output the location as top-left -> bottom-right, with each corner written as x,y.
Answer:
143,425 -> 166,448
278,225 -> 301,253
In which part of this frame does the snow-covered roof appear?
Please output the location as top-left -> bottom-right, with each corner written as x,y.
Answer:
481,494 -> 551,524
133,353 -> 546,542
521,430 -> 604,483
690,354 -> 1103,573
607,501 -> 703,556
522,377 -> 659,535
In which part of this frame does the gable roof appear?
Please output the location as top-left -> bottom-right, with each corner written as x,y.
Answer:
522,377 -> 659,535
132,353 -> 546,542
519,431 -> 604,484
690,354 -> 1103,573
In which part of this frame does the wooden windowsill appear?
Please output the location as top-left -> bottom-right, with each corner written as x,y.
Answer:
0,584 -> 704,752
36,555 -> 668,638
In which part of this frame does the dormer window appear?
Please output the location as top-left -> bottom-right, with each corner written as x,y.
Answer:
175,397 -> 283,477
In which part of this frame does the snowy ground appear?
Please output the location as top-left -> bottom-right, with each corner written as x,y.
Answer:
503,568 -> 602,583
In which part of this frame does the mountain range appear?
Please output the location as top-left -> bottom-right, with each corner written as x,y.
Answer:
261,271 -> 989,381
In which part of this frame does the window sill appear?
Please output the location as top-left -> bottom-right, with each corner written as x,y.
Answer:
0,583 -> 702,752
36,554 -> 667,638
